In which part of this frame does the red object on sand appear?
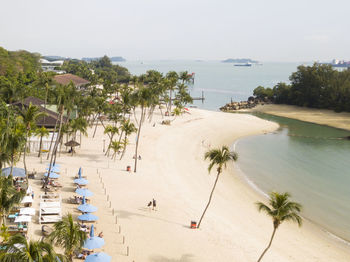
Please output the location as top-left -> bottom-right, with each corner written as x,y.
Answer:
191,221 -> 197,229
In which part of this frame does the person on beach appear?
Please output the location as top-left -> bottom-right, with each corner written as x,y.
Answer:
152,198 -> 157,211
147,201 -> 152,210
98,231 -> 103,238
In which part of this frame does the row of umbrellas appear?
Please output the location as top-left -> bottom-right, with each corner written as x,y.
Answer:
73,168 -> 110,262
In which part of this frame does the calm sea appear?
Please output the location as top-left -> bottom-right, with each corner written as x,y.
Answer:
117,60 -> 350,242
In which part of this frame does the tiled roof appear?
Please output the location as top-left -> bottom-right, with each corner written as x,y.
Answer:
53,73 -> 90,86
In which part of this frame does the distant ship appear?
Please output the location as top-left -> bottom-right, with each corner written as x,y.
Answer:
234,63 -> 252,67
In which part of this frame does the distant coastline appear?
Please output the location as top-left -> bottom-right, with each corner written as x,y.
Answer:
82,56 -> 126,62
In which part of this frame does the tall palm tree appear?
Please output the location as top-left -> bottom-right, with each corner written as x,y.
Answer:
197,145 -> 238,228
69,117 -> 88,146
0,234 -> 66,262
19,103 -> 46,183
165,71 -> 178,113
49,213 -> 86,262
256,192 -> 302,262
131,85 -> 153,172
0,177 -> 24,226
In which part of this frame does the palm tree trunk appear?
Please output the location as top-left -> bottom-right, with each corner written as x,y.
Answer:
197,170 -> 221,228
45,108 -> 64,186
92,113 -> 100,138
120,134 -> 128,160
133,106 -> 144,173
23,131 -> 29,186
257,226 -> 277,262
38,135 -> 43,157
47,118 -> 59,160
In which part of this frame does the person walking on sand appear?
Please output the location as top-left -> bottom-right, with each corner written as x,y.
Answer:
152,198 -> 157,211
147,201 -> 152,210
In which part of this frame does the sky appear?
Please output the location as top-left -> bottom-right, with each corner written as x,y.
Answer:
0,0 -> 349,62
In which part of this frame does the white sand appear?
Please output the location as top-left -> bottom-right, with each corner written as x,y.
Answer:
252,104 -> 350,131
24,108 -> 350,261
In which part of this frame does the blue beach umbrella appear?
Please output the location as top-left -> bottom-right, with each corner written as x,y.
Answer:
78,213 -> 98,222
78,203 -> 97,213
78,167 -> 82,178
74,178 -> 89,185
85,252 -> 111,262
83,237 -> 105,250
75,188 -> 93,197
44,172 -> 60,179
1,167 -> 26,178
46,166 -> 60,173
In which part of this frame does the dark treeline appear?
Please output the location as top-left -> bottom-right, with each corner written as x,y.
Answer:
253,63 -> 350,112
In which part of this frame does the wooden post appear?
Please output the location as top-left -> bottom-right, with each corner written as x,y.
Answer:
112,208 -> 115,215
115,216 -> 118,224
127,246 -> 129,256
123,235 -> 125,244
119,225 -> 121,233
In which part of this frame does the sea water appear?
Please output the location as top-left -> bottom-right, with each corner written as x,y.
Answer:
118,60 -> 350,242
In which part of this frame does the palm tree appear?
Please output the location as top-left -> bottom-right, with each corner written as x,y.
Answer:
0,234 -> 66,262
49,213 -> 87,261
19,103 -> 46,183
256,192 -> 302,262
35,126 -> 49,159
131,85 -> 153,172
197,146 -> 238,228
104,125 -> 119,156
119,120 -> 137,160
109,140 -> 123,161
165,71 -> 178,114
0,177 -> 24,226
69,117 -> 88,146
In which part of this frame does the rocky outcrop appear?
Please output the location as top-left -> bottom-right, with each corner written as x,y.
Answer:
220,97 -> 271,112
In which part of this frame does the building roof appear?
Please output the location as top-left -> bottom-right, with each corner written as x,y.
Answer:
11,97 -> 68,128
53,73 -> 90,87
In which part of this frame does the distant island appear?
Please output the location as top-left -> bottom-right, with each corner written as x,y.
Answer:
222,58 -> 258,63
82,56 -> 126,62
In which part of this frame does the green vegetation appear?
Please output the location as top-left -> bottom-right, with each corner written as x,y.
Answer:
253,63 -> 350,112
197,146 -> 238,228
49,214 -> 87,261
256,192 -> 302,262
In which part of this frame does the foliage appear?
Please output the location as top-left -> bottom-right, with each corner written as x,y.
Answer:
49,213 -> 86,261
197,146 -> 238,228
256,192 -> 302,262
253,64 -> 350,112
0,233 -> 67,262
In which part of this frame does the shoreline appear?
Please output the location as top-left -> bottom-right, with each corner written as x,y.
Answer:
248,104 -> 350,132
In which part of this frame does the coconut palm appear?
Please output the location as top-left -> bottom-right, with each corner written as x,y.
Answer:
256,192 -> 302,262
35,126 -> 49,159
49,213 -> 86,262
104,125 -> 119,156
69,117 -> 88,146
0,233 -> 66,262
19,103 -> 46,183
131,85 -> 153,172
109,140 -> 123,161
119,120 -> 137,160
0,177 -> 24,226
197,145 -> 238,228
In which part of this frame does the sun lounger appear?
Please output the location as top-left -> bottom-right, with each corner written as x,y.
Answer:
40,201 -> 61,208
40,215 -> 62,224
40,208 -> 61,215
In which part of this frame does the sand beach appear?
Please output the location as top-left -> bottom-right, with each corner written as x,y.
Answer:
24,108 -> 350,261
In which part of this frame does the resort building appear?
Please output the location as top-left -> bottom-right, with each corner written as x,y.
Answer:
53,73 -> 90,90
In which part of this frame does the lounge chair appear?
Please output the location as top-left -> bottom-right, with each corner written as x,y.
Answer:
40,215 -> 62,224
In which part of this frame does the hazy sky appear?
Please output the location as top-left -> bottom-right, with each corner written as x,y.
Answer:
0,0 -> 349,61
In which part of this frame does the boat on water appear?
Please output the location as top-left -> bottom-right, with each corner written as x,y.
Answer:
234,63 -> 252,67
